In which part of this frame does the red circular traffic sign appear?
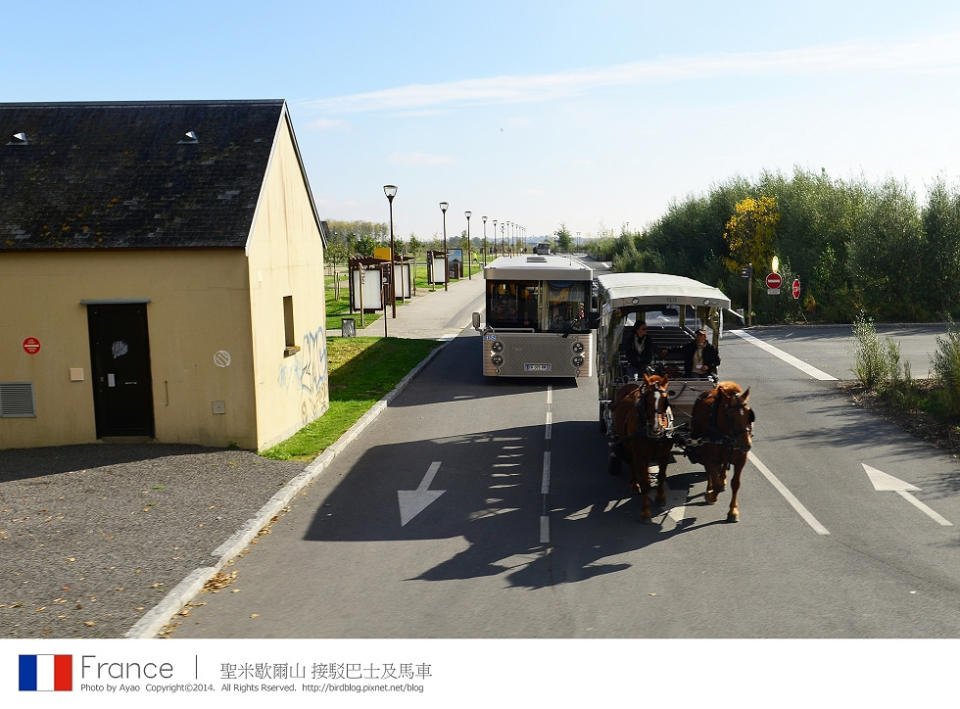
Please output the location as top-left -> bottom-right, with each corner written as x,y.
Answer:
765,272 -> 782,289
22,337 -> 41,355
792,279 -> 801,299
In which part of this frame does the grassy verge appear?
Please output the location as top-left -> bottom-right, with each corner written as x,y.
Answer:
260,336 -> 442,462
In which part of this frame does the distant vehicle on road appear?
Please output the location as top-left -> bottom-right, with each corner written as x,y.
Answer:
472,254 -> 596,377
533,242 -> 551,255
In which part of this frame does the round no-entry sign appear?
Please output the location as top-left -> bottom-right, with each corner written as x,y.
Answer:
765,272 -> 782,289
792,278 -> 801,299
23,337 -> 40,355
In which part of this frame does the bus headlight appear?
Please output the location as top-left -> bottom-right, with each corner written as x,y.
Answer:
572,355 -> 584,367
571,341 -> 584,354
491,341 -> 504,353
492,354 -> 504,366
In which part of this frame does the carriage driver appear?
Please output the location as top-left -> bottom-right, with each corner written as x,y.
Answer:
663,328 -> 720,377
621,321 -> 659,379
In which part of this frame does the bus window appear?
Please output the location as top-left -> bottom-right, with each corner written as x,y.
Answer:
546,281 -> 588,332
519,284 -> 539,328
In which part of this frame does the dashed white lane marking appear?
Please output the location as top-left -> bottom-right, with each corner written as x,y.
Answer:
541,386 -> 553,544
730,329 -> 837,381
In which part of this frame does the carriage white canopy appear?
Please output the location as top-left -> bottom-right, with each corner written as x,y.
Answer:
595,272 -> 731,312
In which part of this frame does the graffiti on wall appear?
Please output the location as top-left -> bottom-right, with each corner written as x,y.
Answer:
277,326 -> 329,425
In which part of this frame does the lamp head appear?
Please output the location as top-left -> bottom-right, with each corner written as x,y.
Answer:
439,201 -> 448,212
383,184 -> 397,199
465,210 -> 471,219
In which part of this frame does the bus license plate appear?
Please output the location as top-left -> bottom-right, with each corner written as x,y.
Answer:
524,363 -> 551,372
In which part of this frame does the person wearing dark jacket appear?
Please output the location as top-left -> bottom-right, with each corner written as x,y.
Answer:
622,322 -> 658,378
668,328 -> 720,376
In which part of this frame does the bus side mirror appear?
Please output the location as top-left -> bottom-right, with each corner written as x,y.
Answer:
472,312 -> 481,331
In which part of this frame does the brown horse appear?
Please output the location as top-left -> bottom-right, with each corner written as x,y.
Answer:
689,381 -> 754,522
611,373 -> 674,522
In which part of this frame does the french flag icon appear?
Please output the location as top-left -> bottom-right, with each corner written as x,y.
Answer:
19,654 -> 73,691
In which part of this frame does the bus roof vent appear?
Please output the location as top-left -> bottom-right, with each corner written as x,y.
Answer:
526,256 -> 547,263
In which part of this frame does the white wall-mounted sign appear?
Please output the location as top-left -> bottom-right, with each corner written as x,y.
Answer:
213,350 -> 232,368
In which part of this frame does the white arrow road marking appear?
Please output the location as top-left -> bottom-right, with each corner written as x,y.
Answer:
398,461 -> 445,526
730,329 -> 838,381
862,464 -> 953,526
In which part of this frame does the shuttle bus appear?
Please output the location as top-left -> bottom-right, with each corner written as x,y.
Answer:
471,254 -> 596,377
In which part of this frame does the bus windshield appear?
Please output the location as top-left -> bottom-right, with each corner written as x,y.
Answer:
487,279 -> 589,332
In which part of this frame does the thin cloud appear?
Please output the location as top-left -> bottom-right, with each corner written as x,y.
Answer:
308,117 -> 347,130
305,32 -> 960,115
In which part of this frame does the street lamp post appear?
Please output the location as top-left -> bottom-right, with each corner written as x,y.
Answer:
464,210 -> 472,280
383,184 -> 398,318
492,219 -> 497,256
481,215 -> 487,265
500,222 -> 505,255
439,201 -> 449,291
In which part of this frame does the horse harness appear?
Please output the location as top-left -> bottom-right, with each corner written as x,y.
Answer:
615,379 -> 675,443
691,389 -> 754,452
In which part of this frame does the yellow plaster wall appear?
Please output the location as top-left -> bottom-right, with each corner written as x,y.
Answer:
0,249 -> 257,449
246,117 -> 328,451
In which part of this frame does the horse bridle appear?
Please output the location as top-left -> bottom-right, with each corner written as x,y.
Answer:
642,379 -> 674,438
719,394 -> 754,451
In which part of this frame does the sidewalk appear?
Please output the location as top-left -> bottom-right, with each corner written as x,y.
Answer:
336,274 -> 486,340
0,275 -> 486,640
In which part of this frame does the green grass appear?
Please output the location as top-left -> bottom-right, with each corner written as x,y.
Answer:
260,336 -> 442,461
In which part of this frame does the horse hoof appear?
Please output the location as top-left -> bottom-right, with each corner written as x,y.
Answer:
726,511 -> 739,523
717,484 -> 726,492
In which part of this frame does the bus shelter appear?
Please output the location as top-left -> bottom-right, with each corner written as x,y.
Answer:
348,257 -> 387,313
426,251 -> 448,285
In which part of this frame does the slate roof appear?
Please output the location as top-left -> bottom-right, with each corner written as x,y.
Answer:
0,100 -> 306,250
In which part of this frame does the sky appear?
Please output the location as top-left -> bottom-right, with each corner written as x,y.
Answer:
7,0 -> 960,243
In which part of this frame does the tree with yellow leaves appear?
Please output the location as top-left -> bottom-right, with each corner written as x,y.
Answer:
722,196 -> 780,274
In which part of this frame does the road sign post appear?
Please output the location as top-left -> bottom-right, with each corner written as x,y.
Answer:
741,263 -> 753,327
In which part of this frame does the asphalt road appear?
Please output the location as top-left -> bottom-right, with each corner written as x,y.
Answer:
167,324 -> 960,638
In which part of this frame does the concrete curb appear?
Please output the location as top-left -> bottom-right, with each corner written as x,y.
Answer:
125,337 -> 452,638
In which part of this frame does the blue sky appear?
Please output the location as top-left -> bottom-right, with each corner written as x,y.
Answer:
7,0 -> 960,243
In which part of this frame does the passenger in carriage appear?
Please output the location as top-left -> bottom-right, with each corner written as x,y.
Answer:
664,328 -> 720,377
621,321 -> 659,379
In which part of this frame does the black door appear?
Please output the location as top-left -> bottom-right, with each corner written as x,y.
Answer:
87,303 -> 155,438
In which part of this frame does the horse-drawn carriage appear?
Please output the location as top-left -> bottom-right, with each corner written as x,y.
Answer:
595,273 -> 754,523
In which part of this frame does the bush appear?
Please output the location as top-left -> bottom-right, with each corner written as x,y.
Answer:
931,321 -> 960,417
852,313 -> 887,389
853,312 -> 910,393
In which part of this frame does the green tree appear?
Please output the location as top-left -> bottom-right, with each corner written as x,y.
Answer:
554,223 -> 573,252
922,179 -> 960,316
848,179 -> 925,320
408,234 -> 423,260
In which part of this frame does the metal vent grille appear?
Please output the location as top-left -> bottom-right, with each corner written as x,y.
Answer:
0,382 -> 36,417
